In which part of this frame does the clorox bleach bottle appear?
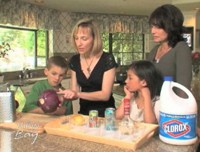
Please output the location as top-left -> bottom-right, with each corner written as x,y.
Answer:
159,76 -> 198,145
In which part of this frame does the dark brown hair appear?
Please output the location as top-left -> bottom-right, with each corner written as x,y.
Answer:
129,60 -> 163,99
149,4 -> 185,47
47,55 -> 68,72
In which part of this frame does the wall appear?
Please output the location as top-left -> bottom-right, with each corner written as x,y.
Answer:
52,12 -> 76,60
53,12 -> 74,54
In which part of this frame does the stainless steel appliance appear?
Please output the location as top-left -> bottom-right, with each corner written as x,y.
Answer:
0,91 -> 16,122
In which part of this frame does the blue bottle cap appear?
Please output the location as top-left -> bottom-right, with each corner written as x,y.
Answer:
164,76 -> 173,81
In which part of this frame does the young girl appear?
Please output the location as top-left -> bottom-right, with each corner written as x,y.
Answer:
116,60 -> 163,123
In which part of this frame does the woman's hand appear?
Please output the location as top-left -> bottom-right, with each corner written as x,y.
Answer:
57,89 -> 78,100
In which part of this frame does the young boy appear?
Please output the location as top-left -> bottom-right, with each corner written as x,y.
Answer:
23,55 -> 73,115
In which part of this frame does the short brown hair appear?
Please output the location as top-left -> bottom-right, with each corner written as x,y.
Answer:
71,18 -> 102,55
46,55 -> 68,72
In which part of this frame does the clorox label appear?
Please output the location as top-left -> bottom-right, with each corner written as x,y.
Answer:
159,112 -> 196,140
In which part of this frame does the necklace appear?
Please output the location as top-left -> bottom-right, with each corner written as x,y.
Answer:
84,55 -> 95,75
155,45 -> 172,63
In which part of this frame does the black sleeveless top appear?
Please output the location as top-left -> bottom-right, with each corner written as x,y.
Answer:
69,52 -> 118,117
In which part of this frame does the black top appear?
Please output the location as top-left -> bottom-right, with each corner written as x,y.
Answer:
69,52 -> 118,117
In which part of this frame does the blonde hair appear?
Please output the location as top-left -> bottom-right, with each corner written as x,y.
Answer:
71,18 -> 102,55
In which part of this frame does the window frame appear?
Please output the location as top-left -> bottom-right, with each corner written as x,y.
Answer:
0,25 -> 48,71
103,33 -> 145,66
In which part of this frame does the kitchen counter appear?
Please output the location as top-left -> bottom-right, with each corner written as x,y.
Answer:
0,128 -> 198,152
0,83 -> 198,151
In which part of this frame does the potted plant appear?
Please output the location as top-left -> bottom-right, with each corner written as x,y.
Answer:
0,42 -> 13,83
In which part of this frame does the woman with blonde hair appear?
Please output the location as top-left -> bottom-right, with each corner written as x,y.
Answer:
59,18 -> 118,117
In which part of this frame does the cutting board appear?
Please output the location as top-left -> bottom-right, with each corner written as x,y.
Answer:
44,115 -> 158,151
0,113 -> 59,133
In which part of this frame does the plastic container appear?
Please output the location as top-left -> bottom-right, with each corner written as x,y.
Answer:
159,76 -> 198,145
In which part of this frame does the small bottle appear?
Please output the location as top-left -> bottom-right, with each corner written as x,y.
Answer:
119,98 -> 134,135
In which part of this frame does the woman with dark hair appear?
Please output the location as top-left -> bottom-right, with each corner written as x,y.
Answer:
147,4 -> 192,91
116,60 -> 163,123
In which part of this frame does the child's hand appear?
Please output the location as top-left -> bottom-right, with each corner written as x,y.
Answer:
124,86 -> 133,99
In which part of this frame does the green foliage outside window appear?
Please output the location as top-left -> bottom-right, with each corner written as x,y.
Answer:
0,26 -> 47,72
37,30 -> 46,56
102,33 -> 144,66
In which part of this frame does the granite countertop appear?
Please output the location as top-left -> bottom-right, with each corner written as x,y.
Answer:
0,128 -> 198,152
0,83 -> 198,151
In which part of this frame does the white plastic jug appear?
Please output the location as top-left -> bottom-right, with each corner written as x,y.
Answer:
159,76 -> 198,145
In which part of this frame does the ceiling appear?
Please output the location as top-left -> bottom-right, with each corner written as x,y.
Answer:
20,0 -> 200,16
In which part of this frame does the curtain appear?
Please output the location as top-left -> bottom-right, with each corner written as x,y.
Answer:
70,13 -> 149,34
0,0 -> 61,30
0,0 -> 149,33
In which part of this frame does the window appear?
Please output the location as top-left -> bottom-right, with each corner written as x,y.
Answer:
0,26 -> 48,72
102,33 -> 144,66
